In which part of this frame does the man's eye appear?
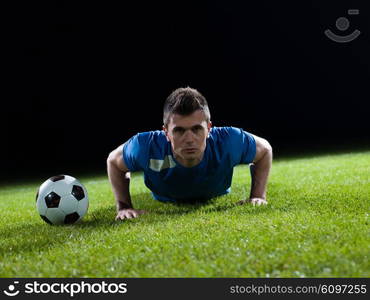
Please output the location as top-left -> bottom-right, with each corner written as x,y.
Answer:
174,128 -> 185,134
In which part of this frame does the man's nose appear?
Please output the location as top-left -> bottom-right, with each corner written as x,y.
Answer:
183,129 -> 196,142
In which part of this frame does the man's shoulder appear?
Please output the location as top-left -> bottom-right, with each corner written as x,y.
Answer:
132,130 -> 168,155
134,130 -> 166,143
123,130 -> 168,171
210,126 -> 241,139
209,126 -> 256,164
210,126 -> 253,148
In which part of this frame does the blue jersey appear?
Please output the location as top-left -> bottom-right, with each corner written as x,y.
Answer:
122,126 -> 256,202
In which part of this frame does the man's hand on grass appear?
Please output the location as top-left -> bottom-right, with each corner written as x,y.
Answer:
237,198 -> 268,206
115,208 -> 147,220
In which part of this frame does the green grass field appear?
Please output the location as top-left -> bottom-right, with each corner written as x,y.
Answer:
0,150 -> 369,277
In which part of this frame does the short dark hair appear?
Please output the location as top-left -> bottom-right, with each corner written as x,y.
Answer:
163,87 -> 211,127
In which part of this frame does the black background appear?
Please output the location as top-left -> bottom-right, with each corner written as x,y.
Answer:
2,0 -> 369,181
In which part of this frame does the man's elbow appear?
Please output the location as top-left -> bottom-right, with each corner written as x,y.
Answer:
107,150 -> 121,168
107,151 -> 115,165
107,147 -> 129,173
260,139 -> 273,162
264,139 -> 273,156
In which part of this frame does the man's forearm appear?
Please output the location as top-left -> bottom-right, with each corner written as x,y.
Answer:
250,148 -> 272,199
107,161 -> 133,210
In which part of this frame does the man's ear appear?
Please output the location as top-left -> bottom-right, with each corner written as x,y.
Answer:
207,121 -> 212,137
208,121 -> 212,131
162,125 -> 170,142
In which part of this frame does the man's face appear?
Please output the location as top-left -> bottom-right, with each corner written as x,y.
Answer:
163,110 -> 212,166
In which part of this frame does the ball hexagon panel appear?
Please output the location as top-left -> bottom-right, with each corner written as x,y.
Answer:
51,176 -> 82,198
52,181 -> 72,198
45,208 -> 66,225
77,197 -> 89,217
58,194 -> 79,215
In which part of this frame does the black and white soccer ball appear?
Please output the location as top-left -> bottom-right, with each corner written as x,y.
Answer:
36,175 -> 89,225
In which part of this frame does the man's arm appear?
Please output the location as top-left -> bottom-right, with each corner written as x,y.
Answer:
107,145 -> 146,220
238,134 -> 273,206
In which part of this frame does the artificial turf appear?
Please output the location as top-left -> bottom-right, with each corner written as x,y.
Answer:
0,150 -> 369,277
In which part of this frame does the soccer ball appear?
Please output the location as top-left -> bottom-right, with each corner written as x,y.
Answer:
36,175 -> 89,225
